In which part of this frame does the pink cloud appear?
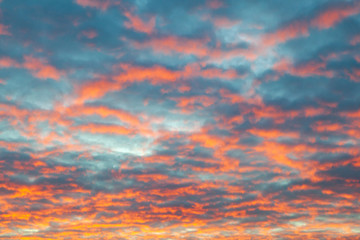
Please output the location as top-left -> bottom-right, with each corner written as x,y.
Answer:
75,0 -> 111,10
207,0 -> 224,9
273,59 -> 334,78
81,30 -> 98,39
124,11 -> 156,34
23,56 -> 63,80
262,2 -> 360,47
0,24 -> 10,35
351,35 -> 360,45
0,57 -> 20,68
132,36 -> 210,57
311,2 -> 360,29
212,17 -> 241,28
262,21 -> 309,47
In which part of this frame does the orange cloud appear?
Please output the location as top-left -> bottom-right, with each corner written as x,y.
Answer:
72,62 -> 247,105
114,63 -> 241,85
219,89 -> 246,104
23,56 -> 63,80
74,123 -> 133,135
253,141 -> 305,170
303,107 -> 331,117
114,64 -> 181,84
0,57 -> 20,68
248,128 -> 299,139
65,105 -> 141,127
312,121 -> 342,132
131,35 -> 257,61
190,131 -> 224,149
171,95 -> 217,113
250,104 -> 299,124
132,36 -> 210,57
262,21 -> 309,47
341,109 -> 360,118
75,64 -> 185,104
262,2 -> 360,47
273,59 -> 333,78
124,11 -> 156,34
75,78 -> 119,104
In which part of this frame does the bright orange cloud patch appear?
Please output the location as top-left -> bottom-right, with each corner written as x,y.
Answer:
23,56 -> 63,80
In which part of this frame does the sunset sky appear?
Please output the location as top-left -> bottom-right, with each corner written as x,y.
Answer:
0,0 -> 360,239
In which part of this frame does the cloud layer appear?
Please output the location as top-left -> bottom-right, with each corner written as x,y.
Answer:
0,0 -> 360,239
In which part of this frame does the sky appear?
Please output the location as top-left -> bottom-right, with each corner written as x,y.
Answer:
0,0 -> 360,239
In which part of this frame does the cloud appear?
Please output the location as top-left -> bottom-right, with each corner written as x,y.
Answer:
0,0 -> 359,239
123,11 -> 156,34
261,1 -> 360,47
311,2 -> 360,29
273,58 -> 334,78
23,56 -> 63,80
75,0 -> 112,10
0,24 -> 10,35
0,57 -> 20,68
80,29 -> 98,39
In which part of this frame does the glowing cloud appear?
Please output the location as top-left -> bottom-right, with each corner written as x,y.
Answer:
0,0 -> 359,239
